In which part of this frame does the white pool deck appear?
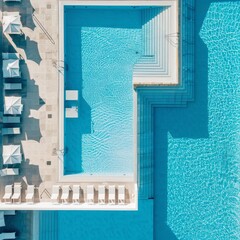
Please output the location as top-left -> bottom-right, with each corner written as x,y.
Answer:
0,0 -> 178,210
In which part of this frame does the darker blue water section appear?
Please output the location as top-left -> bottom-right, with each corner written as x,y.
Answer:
57,200 -> 153,240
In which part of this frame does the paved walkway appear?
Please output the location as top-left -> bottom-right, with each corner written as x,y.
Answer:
0,0 -> 59,202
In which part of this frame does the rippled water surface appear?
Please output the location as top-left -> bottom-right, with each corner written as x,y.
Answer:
64,8 -> 141,174
159,2 -> 240,239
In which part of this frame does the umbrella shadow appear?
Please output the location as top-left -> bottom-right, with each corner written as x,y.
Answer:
22,117 -> 42,142
21,159 -> 42,187
24,36 -> 42,64
20,11 -> 36,31
20,0 -> 36,30
21,76 -> 45,110
3,0 -> 36,30
11,35 -> 42,64
2,61 -> 46,143
21,77 -> 44,142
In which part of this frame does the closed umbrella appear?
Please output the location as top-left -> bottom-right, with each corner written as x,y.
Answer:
3,14 -> 22,34
3,145 -> 22,165
2,59 -> 20,78
4,96 -> 23,115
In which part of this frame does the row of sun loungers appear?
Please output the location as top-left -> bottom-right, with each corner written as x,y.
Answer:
51,185 -> 80,204
2,184 -> 126,205
2,184 -> 34,203
51,185 -> 126,205
3,184 -> 21,203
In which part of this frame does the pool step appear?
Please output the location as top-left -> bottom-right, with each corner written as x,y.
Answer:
133,7 -> 171,77
39,211 -> 58,240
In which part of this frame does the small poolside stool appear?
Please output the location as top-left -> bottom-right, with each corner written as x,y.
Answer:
65,107 -> 78,118
66,90 -> 78,101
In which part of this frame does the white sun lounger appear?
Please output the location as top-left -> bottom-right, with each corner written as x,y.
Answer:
61,185 -> 71,203
118,185 -> 125,204
65,107 -> 78,118
72,185 -> 80,203
2,185 -> 13,203
2,128 -> 20,135
51,185 -> 61,203
66,90 -> 78,100
109,185 -> 116,205
98,185 -> 105,204
0,232 -> 16,240
87,185 -> 94,204
11,183 -> 21,203
4,83 -> 22,90
25,185 -> 35,203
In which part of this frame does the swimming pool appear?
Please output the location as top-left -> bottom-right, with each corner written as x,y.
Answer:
48,1 -> 240,239
63,7 -> 143,175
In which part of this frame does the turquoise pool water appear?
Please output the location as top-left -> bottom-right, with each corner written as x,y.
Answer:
57,200 -> 153,240
64,7 -> 142,174
38,201 -> 153,240
154,2 -> 240,239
